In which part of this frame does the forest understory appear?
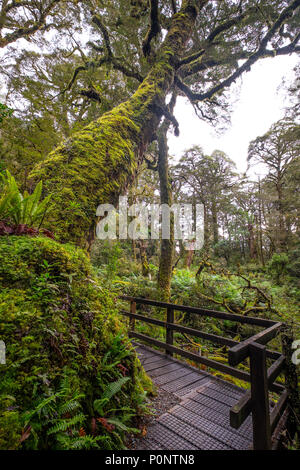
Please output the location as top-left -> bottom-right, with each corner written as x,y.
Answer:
0,0 -> 299,452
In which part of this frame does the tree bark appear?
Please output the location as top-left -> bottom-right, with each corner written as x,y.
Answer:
258,178 -> 265,266
31,1 -> 204,248
139,240 -> 150,277
276,180 -> 287,251
211,198 -> 219,245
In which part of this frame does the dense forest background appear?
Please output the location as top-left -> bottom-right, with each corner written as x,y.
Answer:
0,0 -> 299,451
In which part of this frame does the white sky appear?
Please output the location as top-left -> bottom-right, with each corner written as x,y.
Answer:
168,55 -> 299,176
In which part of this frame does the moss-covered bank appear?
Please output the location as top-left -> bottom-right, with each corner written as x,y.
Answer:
0,236 -> 151,450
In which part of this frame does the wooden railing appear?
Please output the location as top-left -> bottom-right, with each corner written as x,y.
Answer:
120,295 -> 292,450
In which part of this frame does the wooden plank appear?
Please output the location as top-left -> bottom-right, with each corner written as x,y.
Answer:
129,300 -> 136,332
136,437 -> 165,450
270,390 -> 289,433
160,372 -> 206,393
143,358 -> 172,372
123,310 -> 238,347
149,362 -> 185,378
228,322 -> 282,366
158,413 -> 231,450
140,353 -> 163,365
175,378 -> 211,397
131,331 -> 252,383
207,379 -> 244,397
182,398 -> 252,441
120,295 -> 275,327
199,386 -> 239,407
230,391 -> 252,429
129,316 -> 281,361
154,368 -> 192,385
134,334 -> 284,394
191,391 -> 231,415
166,307 -> 174,356
145,422 -> 198,450
229,357 -> 286,431
267,355 -> 285,385
249,343 -> 271,450
170,405 -> 251,450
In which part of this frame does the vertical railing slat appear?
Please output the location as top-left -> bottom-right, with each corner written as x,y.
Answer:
129,300 -> 136,335
166,307 -> 174,356
249,342 -> 272,450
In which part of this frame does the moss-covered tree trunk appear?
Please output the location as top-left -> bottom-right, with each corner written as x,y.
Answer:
139,240 -> 150,277
31,1 -> 204,248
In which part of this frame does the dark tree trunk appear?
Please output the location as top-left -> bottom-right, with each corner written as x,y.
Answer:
157,120 -> 174,301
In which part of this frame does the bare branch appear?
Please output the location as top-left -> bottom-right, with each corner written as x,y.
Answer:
91,14 -> 112,57
142,0 -> 160,57
0,0 -> 62,48
170,0 -> 177,14
206,9 -> 248,43
175,0 -> 300,103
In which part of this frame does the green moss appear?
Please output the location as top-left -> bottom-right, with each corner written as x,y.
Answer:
0,236 -> 152,449
30,1 -> 198,248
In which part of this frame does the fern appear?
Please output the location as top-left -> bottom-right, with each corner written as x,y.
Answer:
47,413 -> 85,436
102,377 -> 130,401
66,435 -> 110,450
59,399 -> 82,416
0,170 -> 51,227
107,418 -> 139,434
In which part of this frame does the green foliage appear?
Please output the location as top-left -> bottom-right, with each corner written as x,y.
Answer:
94,377 -> 130,415
0,170 -> 51,227
0,103 -> 12,124
0,236 -> 152,450
91,241 -> 123,281
267,253 -> 289,284
286,245 -> 300,283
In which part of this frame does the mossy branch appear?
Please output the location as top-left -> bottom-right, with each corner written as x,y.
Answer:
91,14 -> 113,57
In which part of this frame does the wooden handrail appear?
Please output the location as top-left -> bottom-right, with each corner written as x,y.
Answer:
228,322 -> 283,366
119,295 -> 276,327
119,295 -> 290,450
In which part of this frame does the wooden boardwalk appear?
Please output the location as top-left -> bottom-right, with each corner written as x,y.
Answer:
135,344 -> 253,450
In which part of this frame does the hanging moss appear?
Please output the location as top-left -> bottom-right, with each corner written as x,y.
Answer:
0,236 -> 152,449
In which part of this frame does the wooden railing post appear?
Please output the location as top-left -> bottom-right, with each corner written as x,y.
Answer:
129,301 -> 136,335
166,307 -> 174,356
281,327 -> 300,438
249,342 -> 271,450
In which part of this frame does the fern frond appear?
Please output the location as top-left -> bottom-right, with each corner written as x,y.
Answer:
102,377 -> 130,400
47,413 -> 85,435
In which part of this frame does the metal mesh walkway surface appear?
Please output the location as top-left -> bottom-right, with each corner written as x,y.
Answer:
135,344 -> 253,450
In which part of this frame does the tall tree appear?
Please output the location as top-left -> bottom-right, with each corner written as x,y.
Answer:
175,146 -> 238,249
0,46 -> 134,189
23,0 -> 300,247
248,119 -> 300,251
